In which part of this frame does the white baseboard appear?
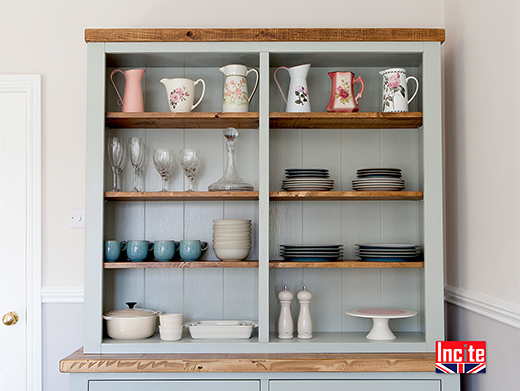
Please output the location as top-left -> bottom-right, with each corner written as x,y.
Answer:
41,286 -> 84,303
445,285 -> 520,330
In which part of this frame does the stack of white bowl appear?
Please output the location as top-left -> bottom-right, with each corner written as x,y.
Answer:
212,220 -> 252,262
159,313 -> 183,341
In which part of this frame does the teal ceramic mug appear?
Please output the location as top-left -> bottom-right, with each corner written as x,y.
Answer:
104,240 -> 127,262
179,240 -> 208,261
153,240 -> 179,262
126,240 -> 153,262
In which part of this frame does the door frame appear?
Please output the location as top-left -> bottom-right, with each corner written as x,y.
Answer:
0,75 -> 42,391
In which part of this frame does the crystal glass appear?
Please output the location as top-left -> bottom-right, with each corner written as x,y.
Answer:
129,137 -> 145,192
153,149 -> 175,191
107,136 -> 125,191
209,128 -> 253,191
180,149 -> 200,191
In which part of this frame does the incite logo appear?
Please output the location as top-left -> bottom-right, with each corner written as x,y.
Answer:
436,341 -> 486,373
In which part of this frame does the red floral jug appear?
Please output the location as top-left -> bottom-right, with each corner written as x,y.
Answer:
326,71 -> 364,112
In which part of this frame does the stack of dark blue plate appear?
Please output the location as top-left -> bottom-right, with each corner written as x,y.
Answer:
355,244 -> 421,262
282,168 -> 334,191
352,168 -> 404,191
280,244 -> 343,262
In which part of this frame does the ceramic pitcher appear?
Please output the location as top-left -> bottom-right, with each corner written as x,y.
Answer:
380,68 -> 419,112
110,69 -> 145,112
160,78 -> 206,112
326,71 -> 365,112
220,64 -> 259,112
274,64 -> 311,113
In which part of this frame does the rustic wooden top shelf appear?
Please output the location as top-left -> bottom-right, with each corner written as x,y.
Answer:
61,347 -> 435,373
105,191 -> 422,202
85,28 -> 445,43
103,261 -> 424,269
105,112 -> 423,129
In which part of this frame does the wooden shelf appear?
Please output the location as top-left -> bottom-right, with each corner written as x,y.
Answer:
270,191 -> 423,201
104,191 -> 259,201
105,112 -> 422,130
106,112 -> 259,129
104,261 -> 259,269
270,112 -> 422,129
85,28 -> 445,43
104,191 -> 422,202
104,260 -> 424,269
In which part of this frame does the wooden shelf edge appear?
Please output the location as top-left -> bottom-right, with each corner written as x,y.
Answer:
103,261 -> 423,269
105,112 -> 422,130
104,261 -> 259,269
86,28 -> 445,43
104,191 -> 259,201
270,191 -> 423,201
61,347 -> 435,373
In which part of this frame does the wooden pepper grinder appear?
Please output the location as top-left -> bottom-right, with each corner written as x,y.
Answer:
297,286 -> 313,339
277,286 -> 294,339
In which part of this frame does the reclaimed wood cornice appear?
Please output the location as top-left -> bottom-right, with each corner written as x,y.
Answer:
60,348 -> 436,373
85,28 -> 445,43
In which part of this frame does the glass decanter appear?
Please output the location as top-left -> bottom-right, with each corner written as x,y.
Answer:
208,127 -> 254,191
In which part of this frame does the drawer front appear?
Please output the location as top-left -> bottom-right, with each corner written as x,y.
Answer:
89,380 -> 260,391
269,380 -> 440,391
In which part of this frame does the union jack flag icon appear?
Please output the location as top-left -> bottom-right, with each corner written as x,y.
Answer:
436,363 -> 486,373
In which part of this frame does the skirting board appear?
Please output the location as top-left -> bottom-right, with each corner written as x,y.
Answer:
445,285 -> 520,330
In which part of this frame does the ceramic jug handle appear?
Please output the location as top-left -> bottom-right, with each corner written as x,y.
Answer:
274,67 -> 289,103
191,79 -> 206,111
353,76 -> 365,105
110,69 -> 125,107
406,76 -> 419,104
246,68 -> 259,103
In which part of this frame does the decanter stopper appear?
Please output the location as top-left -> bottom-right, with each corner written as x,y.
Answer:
297,286 -> 313,339
277,286 -> 294,339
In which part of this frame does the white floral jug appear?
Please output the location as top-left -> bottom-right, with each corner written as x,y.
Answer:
274,63 -> 311,113
160,78 -> 205,112
220,64 -> 259,112
380,68 -> 419,112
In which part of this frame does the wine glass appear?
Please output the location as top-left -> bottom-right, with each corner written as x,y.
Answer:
180,149 -> 200,191
129,137 -> 145,192
153,149 -> 175,191
107,137 -> 125,191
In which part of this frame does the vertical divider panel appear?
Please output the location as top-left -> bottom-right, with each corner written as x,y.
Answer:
84,43 -> 106,353
422,42 -> 444,350
258,52 -> 270,343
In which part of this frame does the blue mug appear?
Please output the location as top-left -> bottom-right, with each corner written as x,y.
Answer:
153,240 -> 179,262
126,240 -> 153,262
179,240 -> 209,261
104,240 -> 127,262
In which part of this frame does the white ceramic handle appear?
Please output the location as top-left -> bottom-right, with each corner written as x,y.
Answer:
406,76 -> 419,104
273,67 -> 288,104
246,68 -> 259,103
191,79 -> 206,111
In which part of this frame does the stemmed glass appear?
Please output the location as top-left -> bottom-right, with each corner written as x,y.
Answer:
107,137 -> 126,191
129,137 -> 145,192
153,149 -> 175,191
180,149 -> 201,191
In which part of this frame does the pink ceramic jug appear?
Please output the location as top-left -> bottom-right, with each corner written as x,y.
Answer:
326,71 -> 364,112
110,69 -> 145,112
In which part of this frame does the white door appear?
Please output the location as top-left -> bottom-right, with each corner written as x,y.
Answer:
0,76 -> 41,391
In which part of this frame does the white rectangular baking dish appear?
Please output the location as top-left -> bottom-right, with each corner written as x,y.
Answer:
185,320 -> 258,339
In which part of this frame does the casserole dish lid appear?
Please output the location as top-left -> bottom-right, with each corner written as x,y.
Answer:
103,302 -> 160,319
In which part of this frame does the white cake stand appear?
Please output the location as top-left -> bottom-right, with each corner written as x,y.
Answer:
345,308 -> 418,340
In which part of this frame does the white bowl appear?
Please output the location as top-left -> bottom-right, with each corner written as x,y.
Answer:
213,243 -> 251,248
159,325 -> 183,341
213,227 -> 251,232
214,246 -> 251,262
160,313 -> 183,327
213,239 -> 251,245
213,231 -> 251,237
213,220 -> 251,225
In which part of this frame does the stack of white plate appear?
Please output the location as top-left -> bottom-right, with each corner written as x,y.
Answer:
352,168 -> 404,191
213,220 -> 252,262
282,168 -> 334,191
355,244 -> 421,262
280,244 -> 343,262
